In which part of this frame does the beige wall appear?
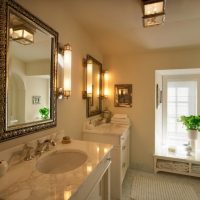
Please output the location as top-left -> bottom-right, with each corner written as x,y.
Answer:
25,77 -> 49,122
8,57 -> 26,124
26,60 -> 50,76
104,48 -> 200,172
0,0 -> 102,151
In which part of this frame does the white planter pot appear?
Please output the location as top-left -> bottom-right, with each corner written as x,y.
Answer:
187,130 -> 198,153
187,130 -> 198,140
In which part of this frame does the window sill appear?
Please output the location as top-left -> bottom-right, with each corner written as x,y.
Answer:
155,145 -> 200,162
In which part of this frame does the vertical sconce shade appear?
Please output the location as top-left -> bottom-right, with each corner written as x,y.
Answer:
142,0 -> 166,27
103,71 -> 109,97
87,59 -> 93,97
57,43 -> 72,99
63,43 -> 72,98
96,74 -> 100,96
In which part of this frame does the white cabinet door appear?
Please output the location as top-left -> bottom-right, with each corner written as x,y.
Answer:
87,167 -> 110,200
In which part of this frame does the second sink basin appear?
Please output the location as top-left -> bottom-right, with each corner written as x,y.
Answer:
36,149 -> 88,174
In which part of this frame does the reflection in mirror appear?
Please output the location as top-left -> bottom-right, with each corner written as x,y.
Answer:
0,0 -> 58,142
86,55 -> 102,117
114,84 -> 132,107
8,12 -> 52,127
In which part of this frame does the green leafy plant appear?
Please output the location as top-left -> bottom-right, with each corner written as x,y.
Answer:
39,107 -> 49,120
179,115 -> 200,131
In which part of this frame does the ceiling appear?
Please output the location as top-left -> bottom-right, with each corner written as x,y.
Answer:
10,28 -> 52,63
63,0 -> 200,55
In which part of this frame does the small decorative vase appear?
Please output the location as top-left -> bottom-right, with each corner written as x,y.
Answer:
184,144 -> 192,156
187,130 -> 198,153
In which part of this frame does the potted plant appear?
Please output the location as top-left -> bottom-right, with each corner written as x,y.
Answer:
179,115 -> 200,133
39,107 -> 49,120
179,115 -> 200,152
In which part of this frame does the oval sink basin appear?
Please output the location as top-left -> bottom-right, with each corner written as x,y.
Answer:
36,149 -> 88,174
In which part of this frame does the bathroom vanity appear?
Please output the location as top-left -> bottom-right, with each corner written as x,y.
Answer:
83,122 -> 130,200
0,140 -> 112,200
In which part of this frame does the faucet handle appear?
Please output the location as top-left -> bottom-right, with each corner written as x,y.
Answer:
35,140 -> 43,156
44,139 -> 56,145
50,139 -> 56,146
23,144 -> 34,161
43,139 -> 56,151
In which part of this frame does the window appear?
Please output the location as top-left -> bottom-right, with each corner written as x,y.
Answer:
163,76 -> 198,147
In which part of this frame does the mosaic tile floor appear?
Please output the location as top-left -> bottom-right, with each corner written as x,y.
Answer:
122,169 -> 200,200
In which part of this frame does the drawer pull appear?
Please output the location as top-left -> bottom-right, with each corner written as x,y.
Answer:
122,145 -> 126,150
122,162 -> 126,168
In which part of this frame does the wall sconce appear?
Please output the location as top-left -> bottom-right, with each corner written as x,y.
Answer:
102,70 -> 109,98
142,0 -> 166,27
86,59 -> 93,98
10,26 -> 34,45
57,43 -> 72,99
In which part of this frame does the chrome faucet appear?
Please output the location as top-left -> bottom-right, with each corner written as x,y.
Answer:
35,139 -> 56,156
23,144 -> 34,161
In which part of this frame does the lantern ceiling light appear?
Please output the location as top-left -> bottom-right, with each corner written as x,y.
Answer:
142,0 -> 166,27
11,26 -> 34,45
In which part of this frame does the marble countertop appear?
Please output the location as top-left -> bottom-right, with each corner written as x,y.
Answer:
0,140 -> 112,200
83,123 -> 130,136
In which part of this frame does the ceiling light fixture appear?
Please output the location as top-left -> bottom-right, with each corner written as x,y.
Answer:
142,0 -> 166,27
11,26 -> 34,45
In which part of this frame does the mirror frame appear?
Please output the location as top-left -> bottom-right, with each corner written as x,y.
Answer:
114,84 -> 132,108
0,0 -> 58,142
86,55 -> 102,117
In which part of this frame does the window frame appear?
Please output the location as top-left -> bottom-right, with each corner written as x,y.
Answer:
162,75 -> 200,146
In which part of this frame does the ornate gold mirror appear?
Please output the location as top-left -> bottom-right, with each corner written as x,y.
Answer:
0,0 -> 58,142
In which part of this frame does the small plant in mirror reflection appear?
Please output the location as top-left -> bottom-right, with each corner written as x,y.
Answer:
39,107 -> 49,120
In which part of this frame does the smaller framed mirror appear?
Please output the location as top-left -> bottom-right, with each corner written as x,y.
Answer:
114,84 -> 132,107
85,55 -> 102,117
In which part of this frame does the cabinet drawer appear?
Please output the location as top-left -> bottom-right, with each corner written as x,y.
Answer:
121,136 -> 129,183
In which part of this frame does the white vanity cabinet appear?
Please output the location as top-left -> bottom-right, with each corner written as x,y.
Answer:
83,124 -> 130,200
